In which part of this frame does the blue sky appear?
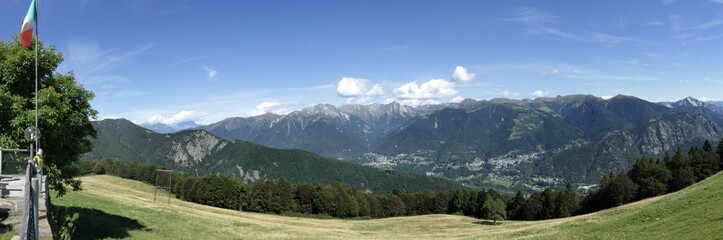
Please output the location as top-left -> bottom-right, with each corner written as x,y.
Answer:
2,0 -> 723,125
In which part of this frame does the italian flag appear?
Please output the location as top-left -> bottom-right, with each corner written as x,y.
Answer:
20,0 -> 37,49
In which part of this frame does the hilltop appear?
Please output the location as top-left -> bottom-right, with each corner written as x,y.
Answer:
52,171 -> 723,239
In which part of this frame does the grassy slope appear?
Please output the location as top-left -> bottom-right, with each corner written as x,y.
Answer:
53,172 -> 723,239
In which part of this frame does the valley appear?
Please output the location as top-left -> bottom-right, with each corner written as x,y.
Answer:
105,95 -> 723,193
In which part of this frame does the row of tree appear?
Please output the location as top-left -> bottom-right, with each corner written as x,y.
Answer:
578,140 -> 723,214
79,138 -> 723,222
80,160 -> 508,220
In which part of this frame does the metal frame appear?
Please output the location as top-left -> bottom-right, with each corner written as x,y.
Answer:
154,169 -> 174,204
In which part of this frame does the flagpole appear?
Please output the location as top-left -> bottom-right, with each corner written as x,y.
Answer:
34,0 -> 38,131
33,2 -> 41,238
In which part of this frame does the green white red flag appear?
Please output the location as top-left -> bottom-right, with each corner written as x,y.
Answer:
20,0 -> 37,48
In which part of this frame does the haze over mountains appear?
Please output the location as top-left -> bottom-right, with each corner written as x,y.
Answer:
140,120 -> 200,134
106,95 -> 723,192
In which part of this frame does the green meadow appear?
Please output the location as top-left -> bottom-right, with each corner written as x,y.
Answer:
51,172 -> 723,239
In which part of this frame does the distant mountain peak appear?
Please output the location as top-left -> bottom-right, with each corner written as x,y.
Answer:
671,96 -> 704,108
140,120 -> 200,134
684,96 -> 703,107
302,103 -> 339,114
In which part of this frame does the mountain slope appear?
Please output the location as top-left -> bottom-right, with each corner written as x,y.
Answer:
193,95 -> 723,191
83,119 -> 460,193
363,95 -> 722,190
54,171 -> 723,239
197,102 -> 433,160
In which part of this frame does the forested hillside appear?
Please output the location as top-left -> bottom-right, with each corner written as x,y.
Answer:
82,118 -> 459,193
78,139 -> 723,221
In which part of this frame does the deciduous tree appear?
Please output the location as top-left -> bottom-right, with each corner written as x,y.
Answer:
628,157 -> 671,199
481,193 -> 506,224
1,38 -> 97,196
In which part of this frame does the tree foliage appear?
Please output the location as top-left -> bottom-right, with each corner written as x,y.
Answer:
506,191 -> 525,220
628,157 -> 671,200
78,137 -> 723,220
1,38 -> 97,196
667,148 -> 696,191
554,184 -> 580,218
480,193 -> 506,224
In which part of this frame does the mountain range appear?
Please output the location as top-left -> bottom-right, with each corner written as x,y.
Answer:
177,95 -> 723,191
140,120 -> 200,134
83,118 -> 460,193
99,95 -> 723,192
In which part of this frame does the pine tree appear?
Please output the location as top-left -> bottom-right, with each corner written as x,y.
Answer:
448,188 -> 469,214
537,188 -> 557,220
607,172 -> 637,206
667,148 -> 696,191
506,191 -> 526,220
293,182 -> 317,214
518,194 -> 542,220
629,157 -> 671,199
703,140 -> 713,152
554,184 -> 580,218
275,177 -> 296,213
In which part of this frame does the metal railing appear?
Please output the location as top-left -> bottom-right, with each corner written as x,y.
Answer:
19,161 -> 40,240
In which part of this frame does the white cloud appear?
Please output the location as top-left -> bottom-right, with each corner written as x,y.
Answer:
203,66 -> 218,81
601,95 -> 614,100
510,6 -> 558,25
65,38 -> 111,67
700,97 -> 723,101
59,39 -> 153,103
452,66 -> 476,82
248,101 -> 292,116
336,77 -> 368,97
147,110 -> 206,125
669,9 -> 723,32
533,90 -> 549,98
543,68 -> 560,75
452,96 -> 465,103
393,79 -> 458,100
397,99 -> 441,106
501,89 -> 520,98
366,84 -> 385,96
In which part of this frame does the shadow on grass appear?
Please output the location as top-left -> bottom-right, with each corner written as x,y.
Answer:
64,206 -> 150,239
472,220 -> 500,226
0,210 -> 10,234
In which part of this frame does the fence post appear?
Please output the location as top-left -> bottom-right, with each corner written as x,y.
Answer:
31,176 -> 39,239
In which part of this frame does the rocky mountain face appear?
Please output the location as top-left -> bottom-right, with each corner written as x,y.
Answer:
196,95 -> 723,192
662,97 -> 723,117
197,102 -> 433,160
83,119 -> 460,193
